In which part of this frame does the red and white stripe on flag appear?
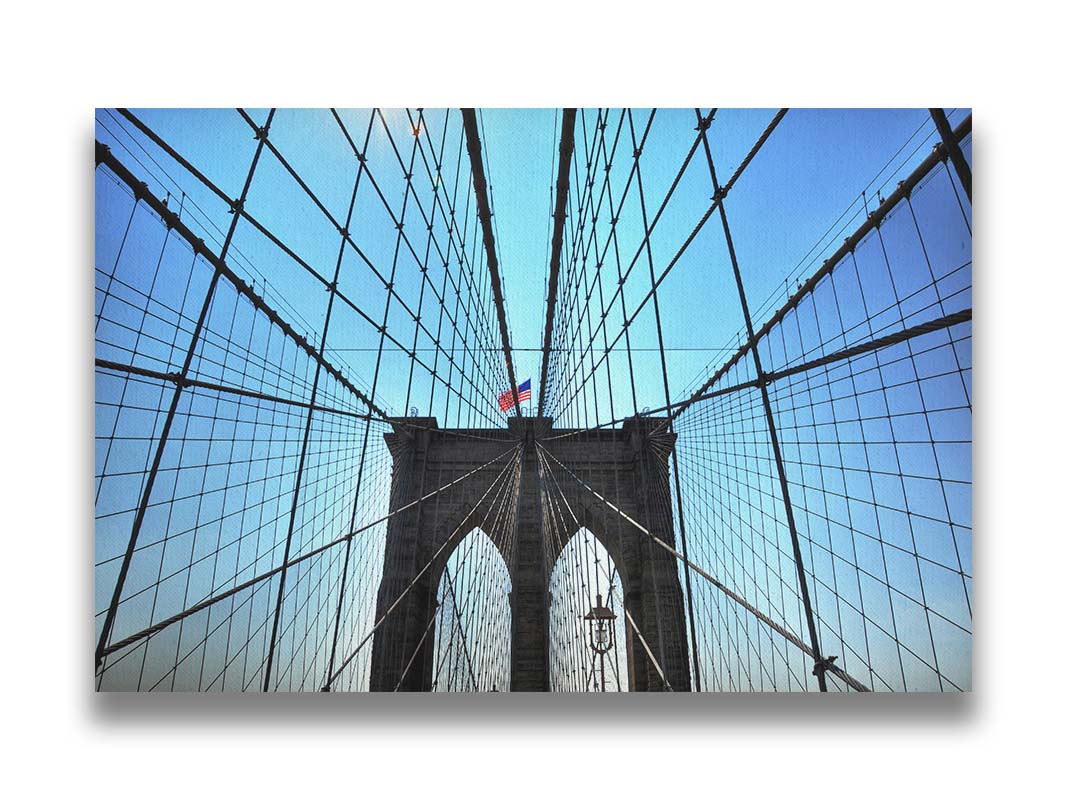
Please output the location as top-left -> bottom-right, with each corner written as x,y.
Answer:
499,378 -> 532,412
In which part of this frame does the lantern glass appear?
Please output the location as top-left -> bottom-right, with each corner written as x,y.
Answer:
596,621 -> 609,647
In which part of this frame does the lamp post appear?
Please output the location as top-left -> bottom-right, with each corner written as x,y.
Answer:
584,594 -> 617,693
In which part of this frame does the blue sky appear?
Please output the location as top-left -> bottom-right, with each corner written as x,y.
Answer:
96,107 -> 969,422
94,108 -> 971,691
477,109 -> 969,413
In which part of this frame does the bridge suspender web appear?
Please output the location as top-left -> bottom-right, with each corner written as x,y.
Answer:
94,108 -> 971,692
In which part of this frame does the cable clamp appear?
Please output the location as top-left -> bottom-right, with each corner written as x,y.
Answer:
812,655 -> 838,678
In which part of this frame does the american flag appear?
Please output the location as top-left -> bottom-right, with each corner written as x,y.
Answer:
499,378 -> 531,412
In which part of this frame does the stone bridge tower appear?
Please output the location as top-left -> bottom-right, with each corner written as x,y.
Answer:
368,416 -> 692,692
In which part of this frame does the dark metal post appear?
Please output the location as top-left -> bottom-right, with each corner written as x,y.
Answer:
263,108 -> 375,691
695,109 -> 830,691
93,112 -> 275,671
929,108 -> 972,202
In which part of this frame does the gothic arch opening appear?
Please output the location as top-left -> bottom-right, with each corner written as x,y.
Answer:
548,527 -> 629,692
430,527 -> 512,692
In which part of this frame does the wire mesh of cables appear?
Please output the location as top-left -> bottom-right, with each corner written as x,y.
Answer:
94,108 -> 516,691
95,107 -> 972,692
537,108 -> 971,692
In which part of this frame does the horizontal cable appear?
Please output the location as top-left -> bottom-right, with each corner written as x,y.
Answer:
95,358 -> 375,422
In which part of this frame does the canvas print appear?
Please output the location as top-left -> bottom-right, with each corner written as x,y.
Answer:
94,108 -> 972,692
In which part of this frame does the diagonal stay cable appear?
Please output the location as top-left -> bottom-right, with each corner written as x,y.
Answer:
543,305 -> 972,447
441,566 -> 480,691
99,443 -> 519,663
624,607 -> 673,691
116,108 -> 504,429
536,444 -> 870,692
394,610 -> 441,692
555,110 -> 788,418
534,444 -> 673,690
324,444 -> 523,688
663,114 -> 972,431
94,141 -> 392,425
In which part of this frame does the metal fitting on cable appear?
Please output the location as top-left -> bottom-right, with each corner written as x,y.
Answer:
812,654 -> 838,679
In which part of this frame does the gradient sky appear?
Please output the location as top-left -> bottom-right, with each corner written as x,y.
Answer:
95,108 -> 971,692
96,107 -> 970,420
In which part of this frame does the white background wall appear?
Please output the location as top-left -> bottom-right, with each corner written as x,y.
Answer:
1,2 -> 1059,797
